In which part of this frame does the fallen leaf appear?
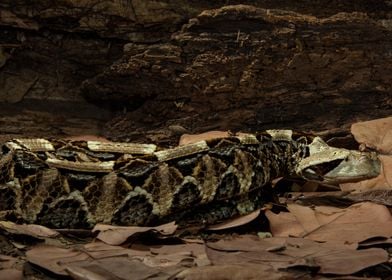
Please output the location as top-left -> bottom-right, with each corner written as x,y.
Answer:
206,234 -> 283,253
65,135 -> 112,142
206,236 -> 388,275
0,269 -> 23,280
0,221 -> 59,239
265,210 -> 304,237
179,131 -> 251,145
315,248 -> 388,275
65,265 -> 108,280
93,222 -> 177,245
179,131 -> 230,145
267,202 -> 392,245
26,242 -> 166,279
351,117 -> 392,154
26,245 -> 91,276
83,242 -> 149,259
175,263 -> 293,280
145,243 -> 209,268
67,258 -> 167,280
206,209 -> 261,231
287,204 -> 344,234
0,254 -> 18,269
343,117 -> 392,191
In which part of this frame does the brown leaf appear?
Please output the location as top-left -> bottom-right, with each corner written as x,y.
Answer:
175,264 -> 293,280
206,236 -> 388,276
316,248 -> 388,275
344,117 -> 392,191
67,258 -> 166,280
93,222 -> 177,245
267,202 -> 392,245
0,254 -> 18,269
0,221 -> 59,239
265,210 -> 304,237
179,131 -> 251,145
145,243 -> 209,268
0,269 -> 23,280
65,135 -> 112,142
351,117 -> 392,154
26,242 -> 155,277
83,242 -> 149,259
206,234 -> 283,253
61,242 -> 206,279
206,209 -> 261,231
179,131 -> 230,145
26,245 -> 91,276
65,265 -> 108,280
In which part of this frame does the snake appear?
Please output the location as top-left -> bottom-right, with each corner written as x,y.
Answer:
0,130 -> 381,228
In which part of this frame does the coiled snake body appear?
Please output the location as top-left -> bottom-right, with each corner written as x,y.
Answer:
0,130 -> 380,228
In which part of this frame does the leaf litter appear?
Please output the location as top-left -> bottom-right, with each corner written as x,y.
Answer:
1,118 -> 392,279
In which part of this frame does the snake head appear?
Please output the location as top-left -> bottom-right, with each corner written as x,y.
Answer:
296,137 -> 381,184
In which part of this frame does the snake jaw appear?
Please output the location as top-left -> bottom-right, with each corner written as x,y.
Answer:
296,137 -> 381,184
321,152 -> 381,183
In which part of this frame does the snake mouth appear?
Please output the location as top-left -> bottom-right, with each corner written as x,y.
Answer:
301,153 -> 381,184
302,159 -> 345,182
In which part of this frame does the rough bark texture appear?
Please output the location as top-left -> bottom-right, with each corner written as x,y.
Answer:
0,1 -> 391,144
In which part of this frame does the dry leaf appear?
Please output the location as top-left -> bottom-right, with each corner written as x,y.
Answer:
343,117 -> 392,191
267,202 -> 392,245
26,245 -> 91,276
65,265 -> 108,280
0,269 -> 23,280
0,255 -> 18,269
175,264 -> 293,280
179,131 -> 230,145
351,117 -> 392,154
26,243 -> 156,277
265,210 -> 304,237
82,242 -> 148,259
206,209 -> 261,231
206,236 -> 388,276
0,221 -> 59,239
93,222 -> 177,245
65,135 -> 112,142
315,248 -> 388,275
179,131 -> 251,145
145,243 -> 208,268
207,235 -> 284,253
67,258 -> 166,280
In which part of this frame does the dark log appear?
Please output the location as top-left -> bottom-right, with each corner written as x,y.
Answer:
0,1 -> 391,144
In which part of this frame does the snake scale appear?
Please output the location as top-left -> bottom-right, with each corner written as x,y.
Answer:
0,130 -> 380,228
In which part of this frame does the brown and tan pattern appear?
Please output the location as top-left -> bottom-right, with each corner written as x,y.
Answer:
0,130 -> 381,228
